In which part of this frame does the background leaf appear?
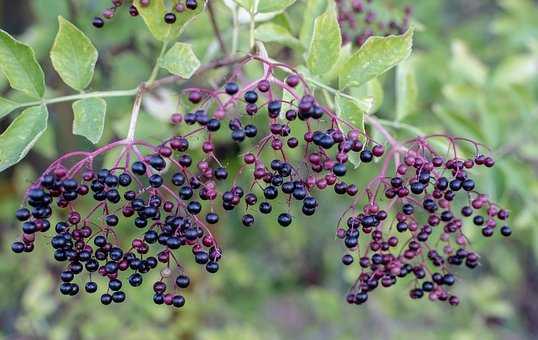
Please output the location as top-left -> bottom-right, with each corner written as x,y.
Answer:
0,105 -> 48,172
160,43 -> 201,79
0,30 -> 45,98
306,5 -> 341,76
352,78 -> 384,114
50,17 -> 98,91
338,28 -> 414,89
72,98 -> 107,144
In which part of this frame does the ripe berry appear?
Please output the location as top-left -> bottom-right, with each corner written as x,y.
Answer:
277,213 -> 292,227
164,12 -> 176,24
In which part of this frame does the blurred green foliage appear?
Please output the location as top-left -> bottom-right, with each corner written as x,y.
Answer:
0,0 -> 537,339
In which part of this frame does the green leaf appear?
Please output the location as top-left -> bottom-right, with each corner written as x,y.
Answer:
0,105 -> 48,172
306,5 -> 341,76
255,23 -> 302,49
395,57 -> 417,120
72,98 -> 107,144
0,97 -> 19,119
160,43 -> 200,79
335,95 -> 365,167
352,78 -> 384,114
134,0 -> 205,42
234,0 -> 256,12
0,30 -> 45,98
338,28 -> 414,89
258,0 -> 296,13
299,0 -> 328,46
323,43 -> 352,83
50,17 -> 98,91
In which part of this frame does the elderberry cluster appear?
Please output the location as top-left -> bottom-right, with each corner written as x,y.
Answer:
12,144 -> 222,307
338,136 -> 511,306
92,0 -> 199,28
173,57 -> 384,230
336,0 -> 412,47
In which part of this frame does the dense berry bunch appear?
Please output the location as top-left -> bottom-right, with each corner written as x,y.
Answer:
11,140 -> 221,307
11,54 -> 510,307
172,55 -> 384,229
92,0 -> 199,28
336,0 -> 412,47
338,136 -> 511,306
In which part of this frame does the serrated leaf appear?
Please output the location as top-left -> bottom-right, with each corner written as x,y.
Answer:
352,78 -> 384,114
0,97 -> 19,119
338,28 -> 414,89
0,30 -> 45,98
72,98 -> 106,144
160,43 -> 200,79
306,6 -> 341,76
335,95 -> 365,167
395,57 -> 417,120
134,0 -> 205,42
299,0 -> 328,46
0,105 -> 48,172
255,23 -> 302,49
50,17 -> 98,91
258,0 -> 296,13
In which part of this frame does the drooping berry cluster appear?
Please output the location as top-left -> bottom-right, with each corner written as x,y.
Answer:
92,0 -> 199,28
12,140 -> 222,307
336,0 -> 412,47
11,54 -> 510,307
338,136 -> 511,306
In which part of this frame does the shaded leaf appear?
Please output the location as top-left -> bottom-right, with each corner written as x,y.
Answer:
339,28 -> 414,89
0,105 -> 48,172
352,78 -> 384,114
160,43 -> 200,79
335,95 -> 365,167
299,0 -> 328,47
50,17 -> 98,91
72,98 -> 106,144
0,97 -> 19,119
0,30 -> 45,98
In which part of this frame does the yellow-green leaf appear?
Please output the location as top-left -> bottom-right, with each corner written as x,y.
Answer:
160,43 -> 200,79
306,5 -> 341,76
339,28 -> 414,89
134,0 -> 206,42
50,17 -> 98,91
299,0 -> 328,46
72,98 -> 106,144
0,30 -> 45,98
0,105 -> 48,172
